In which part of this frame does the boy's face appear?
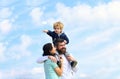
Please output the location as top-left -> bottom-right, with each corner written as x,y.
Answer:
54,27 -> 61,34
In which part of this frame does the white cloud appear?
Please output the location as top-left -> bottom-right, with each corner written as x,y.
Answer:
30,8 -> 42,21
105,1 -> 120,25
29,7 -> 46,26
83,41 -> 120,60
55,1 -> 120,28
82,27 -> 120,46
8,35 -> 32,59
26,0 -> 47,6
0,0 -> 17,6
67,26 -> 120,54
93,68 -> 111,79
112,0 -> 120,1
31,67 -> 44,74
20,35 -> 32,48
80,43 -> 119,78
0,43 -> 6,62
116,76 -> 120,79
1,69 -> 26,79
1,67 -> 44,79
28,0 -> 120,28
0,8 -> 12,19
79,73 -> 94,79
80,41 -> 120,77
0,19 -> 12,34
80,73 -> 89,78
0,71 -> 3,79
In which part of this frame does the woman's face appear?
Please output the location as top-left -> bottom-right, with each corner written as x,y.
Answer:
50,45 -> 56,54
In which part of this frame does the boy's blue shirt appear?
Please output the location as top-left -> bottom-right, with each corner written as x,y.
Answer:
47,30 -> 69,44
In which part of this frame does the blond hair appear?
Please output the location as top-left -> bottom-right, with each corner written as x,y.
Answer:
53,21 -> 64,30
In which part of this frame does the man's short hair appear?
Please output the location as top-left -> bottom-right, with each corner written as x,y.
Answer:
54,38 -> 64,46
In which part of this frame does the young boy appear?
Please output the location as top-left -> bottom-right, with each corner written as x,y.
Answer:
43,21 -> 69,45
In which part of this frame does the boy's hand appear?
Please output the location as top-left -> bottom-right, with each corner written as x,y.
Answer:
43,30 -> 48,33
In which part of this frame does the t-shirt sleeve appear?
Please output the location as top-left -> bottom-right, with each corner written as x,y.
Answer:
51,61 -> 58,69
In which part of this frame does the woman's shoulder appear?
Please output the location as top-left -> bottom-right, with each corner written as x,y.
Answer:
45,59 -> 53,63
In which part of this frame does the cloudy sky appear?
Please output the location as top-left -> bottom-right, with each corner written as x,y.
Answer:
0,0 -> 120,79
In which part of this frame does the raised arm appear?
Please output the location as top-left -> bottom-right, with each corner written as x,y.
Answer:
43,30 -> 48,33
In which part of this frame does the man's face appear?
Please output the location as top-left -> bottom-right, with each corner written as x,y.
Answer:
56,42 -> 66,54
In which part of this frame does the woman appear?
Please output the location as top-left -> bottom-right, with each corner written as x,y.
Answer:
42,43 -> 63,79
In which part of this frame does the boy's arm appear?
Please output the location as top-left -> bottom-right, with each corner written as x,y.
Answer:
65,53 -> 78,72
43,30 -> 48,33
43,30 -> 53,37
37,56 -> 48,63
63,33 -> 69,44
72,63 -> 78,72
68,56 -> 78,72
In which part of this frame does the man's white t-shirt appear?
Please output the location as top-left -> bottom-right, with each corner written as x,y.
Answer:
60,54 -> 73,79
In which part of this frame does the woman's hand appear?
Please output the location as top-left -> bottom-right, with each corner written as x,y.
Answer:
48,56 -> 57,63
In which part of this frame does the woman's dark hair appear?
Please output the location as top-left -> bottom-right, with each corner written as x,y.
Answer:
42,43 -> 53,56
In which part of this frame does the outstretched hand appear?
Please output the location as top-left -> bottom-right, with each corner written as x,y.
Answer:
43,30 -> 48,33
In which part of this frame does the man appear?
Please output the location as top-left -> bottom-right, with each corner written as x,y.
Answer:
37,38 -> 78,79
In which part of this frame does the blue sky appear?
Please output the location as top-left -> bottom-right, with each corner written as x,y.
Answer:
0,0 -> 120,79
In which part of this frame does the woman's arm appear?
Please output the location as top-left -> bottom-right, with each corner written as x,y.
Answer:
54,57 -> 63,76
37,56 -> 48,63
37,56 -> 57,63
